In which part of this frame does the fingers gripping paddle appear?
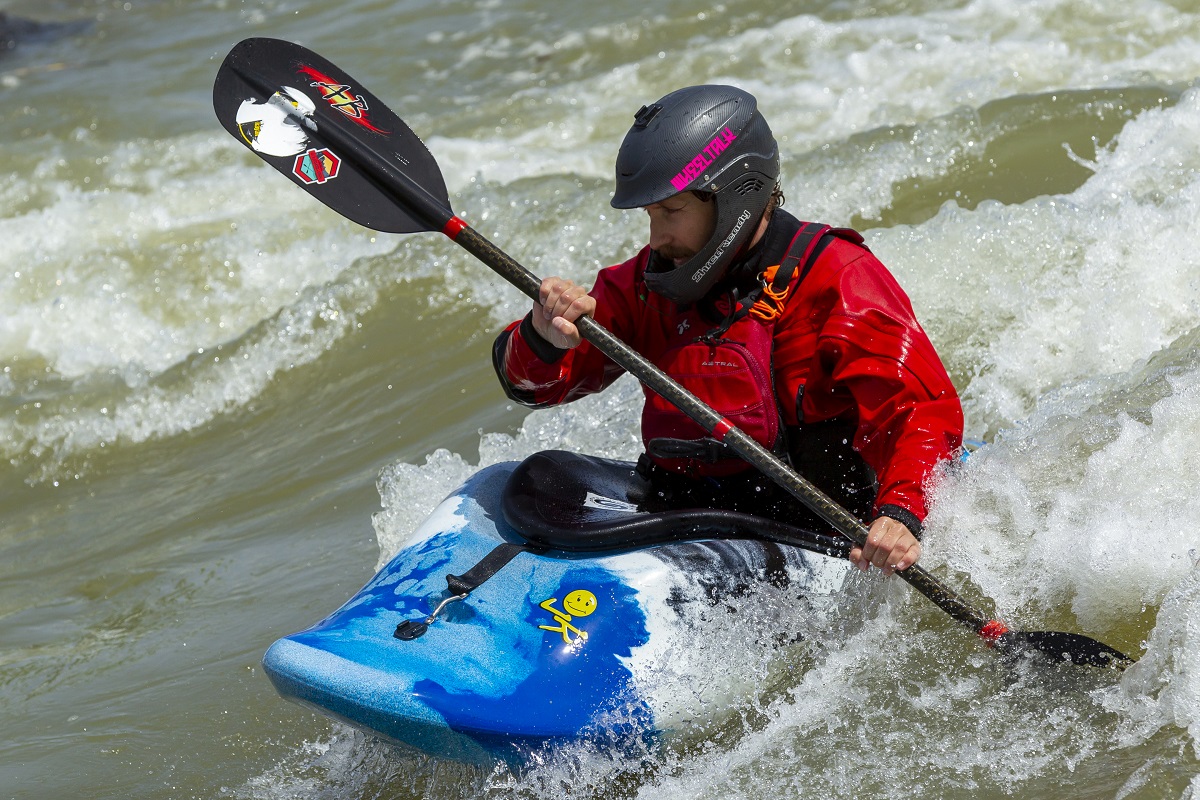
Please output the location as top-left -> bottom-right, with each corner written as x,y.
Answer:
213,38 -> 1135,670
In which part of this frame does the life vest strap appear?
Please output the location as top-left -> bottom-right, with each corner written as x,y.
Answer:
749,221 -> 834,321
643,220 -> 864,478
646,436 -> 738,463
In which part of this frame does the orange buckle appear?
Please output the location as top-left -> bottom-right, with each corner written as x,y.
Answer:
749,265 -> 788,321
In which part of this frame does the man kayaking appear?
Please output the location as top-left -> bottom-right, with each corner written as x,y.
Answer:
492,85 -> 964,576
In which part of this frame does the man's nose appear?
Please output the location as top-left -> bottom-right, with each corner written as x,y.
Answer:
647,218 -> 669,251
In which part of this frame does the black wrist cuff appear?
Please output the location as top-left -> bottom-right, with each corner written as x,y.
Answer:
875,504 -> 924,540
519,311 -> 570,364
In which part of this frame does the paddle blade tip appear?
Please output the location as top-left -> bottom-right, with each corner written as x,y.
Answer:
212,36 -> 458,235
994,630 -> 1136,670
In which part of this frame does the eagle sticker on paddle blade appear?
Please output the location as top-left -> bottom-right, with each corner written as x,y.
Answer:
235,86 -> 314,157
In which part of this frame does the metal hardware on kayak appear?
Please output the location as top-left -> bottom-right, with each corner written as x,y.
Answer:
263,459 -> 839,762
395,542 -> 543,641
394,592 -> 468,641
394,542 -> 541,640
392,453 -> 856,644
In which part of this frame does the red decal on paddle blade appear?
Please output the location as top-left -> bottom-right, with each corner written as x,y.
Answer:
296,64 -> 391,134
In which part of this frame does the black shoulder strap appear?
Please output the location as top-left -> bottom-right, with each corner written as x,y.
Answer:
770,221 -> 836,293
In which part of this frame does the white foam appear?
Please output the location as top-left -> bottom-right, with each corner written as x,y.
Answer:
0,132 -> 397,471
925,363 -> 1200,631
369,53 -> 1200,792
0,133 -> 389,378
1105,560 -> 1200,758
869,88 -> 1200,435
372,375 -> 644,564
422,0 -> 1200,221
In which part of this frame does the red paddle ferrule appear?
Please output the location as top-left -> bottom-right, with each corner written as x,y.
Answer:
442,215 -> 468,240
979,620 -> 1009,646
711,418 -> 734,440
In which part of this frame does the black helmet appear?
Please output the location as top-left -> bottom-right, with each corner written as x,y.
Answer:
611,85 -> 779,304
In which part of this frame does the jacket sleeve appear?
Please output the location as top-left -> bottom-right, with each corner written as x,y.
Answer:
796,245 -> 963,525
491,256 -> 641,408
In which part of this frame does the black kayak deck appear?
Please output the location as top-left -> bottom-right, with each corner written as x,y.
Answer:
501,450 -> 851,559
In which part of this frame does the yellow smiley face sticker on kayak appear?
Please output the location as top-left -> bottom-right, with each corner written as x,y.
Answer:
562,589 -> 597,618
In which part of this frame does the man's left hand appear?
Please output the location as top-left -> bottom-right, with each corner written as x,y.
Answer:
849,516 -> 921,576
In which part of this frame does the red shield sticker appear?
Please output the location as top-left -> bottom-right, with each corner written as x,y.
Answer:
293,148 -> 341,185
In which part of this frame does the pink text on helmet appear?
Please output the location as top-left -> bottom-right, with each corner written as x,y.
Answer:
669,127 -> 738,192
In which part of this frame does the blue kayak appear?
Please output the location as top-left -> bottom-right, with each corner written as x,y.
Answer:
263,450 -> 852,763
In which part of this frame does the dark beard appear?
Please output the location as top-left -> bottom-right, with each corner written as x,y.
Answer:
654,244 -> 694,263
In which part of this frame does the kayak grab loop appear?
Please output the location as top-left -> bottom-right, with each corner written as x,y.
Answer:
394,541 -> 542,641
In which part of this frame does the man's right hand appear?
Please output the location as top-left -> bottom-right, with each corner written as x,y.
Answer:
532,277 -> 596,349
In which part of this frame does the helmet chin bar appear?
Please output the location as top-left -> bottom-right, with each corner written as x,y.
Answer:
643,170 -> 775,305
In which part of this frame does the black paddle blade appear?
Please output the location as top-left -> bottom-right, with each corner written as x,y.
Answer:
995,630 -> 1136,669
213,37 -> 451,234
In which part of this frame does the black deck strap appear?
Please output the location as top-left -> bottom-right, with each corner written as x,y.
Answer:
394,543 -> 540,642
445,541 -> 541,596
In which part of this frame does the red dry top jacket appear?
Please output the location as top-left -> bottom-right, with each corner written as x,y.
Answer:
493,211 -> 963,530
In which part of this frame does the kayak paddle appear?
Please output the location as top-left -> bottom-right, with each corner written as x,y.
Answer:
212,37 -> 1136,670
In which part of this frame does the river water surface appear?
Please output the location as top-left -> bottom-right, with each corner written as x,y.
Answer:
3,1 -> 1200,798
